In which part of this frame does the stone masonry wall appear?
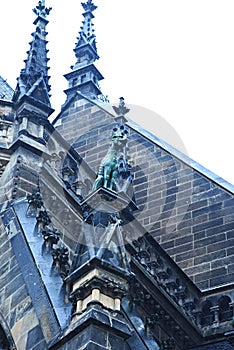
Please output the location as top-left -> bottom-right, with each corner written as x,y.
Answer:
51,324 -> 131,350
0,220 -> 46,349
55,95 -> 113,152
54,95 -> 234,291
128,130 -> 234,291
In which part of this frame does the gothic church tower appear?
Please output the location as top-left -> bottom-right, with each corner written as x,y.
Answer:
0,1 -> 234,349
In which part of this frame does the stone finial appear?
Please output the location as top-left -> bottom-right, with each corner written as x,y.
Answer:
113,97 -> 130,121
82,0 -> 97,13
33,0 -> 52,19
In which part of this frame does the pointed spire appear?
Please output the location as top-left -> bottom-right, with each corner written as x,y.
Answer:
74,0 -> 99,64
64,0 -> 104,99
13,0 -> 52,107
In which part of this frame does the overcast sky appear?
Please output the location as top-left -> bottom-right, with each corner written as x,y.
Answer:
1,0 -> 234,185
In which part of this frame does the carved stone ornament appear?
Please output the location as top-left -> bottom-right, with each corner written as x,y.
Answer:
33,0 -> 51,19
161,337 -> 176,350
82,0 -> 97,13
27,191 -> 43,216
112,97 -> 130,120
36,209 -> 51,230
51,246 -> 70,280
42,226 -> 60,251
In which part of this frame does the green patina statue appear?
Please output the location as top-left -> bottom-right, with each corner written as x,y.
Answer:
93,123 -> 131,192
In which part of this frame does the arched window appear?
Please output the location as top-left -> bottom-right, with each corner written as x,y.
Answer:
218,296 -> 232,322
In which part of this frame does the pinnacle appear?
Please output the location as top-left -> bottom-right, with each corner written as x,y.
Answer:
74,0 -> 99,64
63,0 -> 104,98
13,0 -> 52,107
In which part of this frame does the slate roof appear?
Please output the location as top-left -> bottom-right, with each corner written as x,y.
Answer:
0,76 -> 14,101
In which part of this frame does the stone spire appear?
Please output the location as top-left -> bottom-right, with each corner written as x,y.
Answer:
64,0 -> 104,99
75,0 -> 99,61
13,0 -> 52,108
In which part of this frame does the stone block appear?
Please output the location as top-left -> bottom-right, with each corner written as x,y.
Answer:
195,267 -> 227,283
194,233 -> 226,249
26,325 -> 45,350
210,272 -> 234,288
192,218 -> 223,234
207,222 -> 234,236
207,238 -> 234,253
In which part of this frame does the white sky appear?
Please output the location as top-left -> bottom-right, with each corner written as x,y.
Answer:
1,0 -> 234,185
